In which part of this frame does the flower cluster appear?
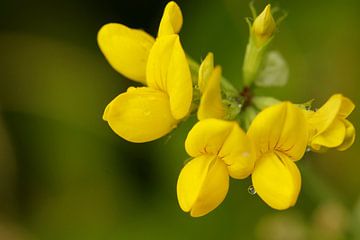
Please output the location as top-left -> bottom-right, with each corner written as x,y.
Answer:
98,2 -> 355,217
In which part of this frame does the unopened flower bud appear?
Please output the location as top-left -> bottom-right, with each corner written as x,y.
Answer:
252,4 -> 276,46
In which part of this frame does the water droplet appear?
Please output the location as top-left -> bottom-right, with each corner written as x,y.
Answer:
306,147 -> 311,152
248,185 -> 257,195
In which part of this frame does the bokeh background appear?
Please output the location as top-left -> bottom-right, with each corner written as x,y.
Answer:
0,0 -> 359,239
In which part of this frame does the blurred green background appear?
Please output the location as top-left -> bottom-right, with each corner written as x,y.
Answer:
0,0 -> 359,239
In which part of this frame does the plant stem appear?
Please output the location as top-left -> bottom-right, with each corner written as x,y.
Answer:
242,40 -> 265,86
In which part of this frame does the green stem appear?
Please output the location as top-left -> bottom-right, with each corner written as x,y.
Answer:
241,16 -> 273,87
242,40 -> 265,86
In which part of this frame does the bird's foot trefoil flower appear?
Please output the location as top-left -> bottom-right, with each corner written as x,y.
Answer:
99,2 -> 192,142
177,119 -> 255,217
248,102 -> 308,210
98,2 -> 356,217
305,94 -> 355,152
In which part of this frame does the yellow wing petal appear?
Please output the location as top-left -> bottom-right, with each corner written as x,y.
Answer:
307,94 -> 355,150
311,119 -> 346,150
103,87 -> 177,143
198,52 -> 214,92
177,154 -> 213,213
97,23 -> 155,84
197,66 -> 225,120
190,158 -> 229,217
308,94 -> 343,136
185,119 -> 234,157
158,1 -> 183,37
146,34 -> 192,120
252,151 -> 301,210
337,119 -> 356,151
219,122 -> 255,179
177,155 -> 229,217
338,95 -> 355,118
247,102 -> 308,161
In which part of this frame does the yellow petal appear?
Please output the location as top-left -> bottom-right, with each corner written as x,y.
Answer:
337,120 -> 356,151
197,66 -> 224,120
198,52 -> 214,92
307,94 -> 355,150
185,119 -> 234,157
219,123 -> 255,179
311,119 -> 346,150
338,95 -> 355,118
158,1 -> 183,37
97,23 -> 155,84
177,155 -> 213,213
191,159 -> 229,217
252,151 -> 301,210
146,34 -> 192,120
177,155 -> 229,217
308,94 -> 342,135
103,87 -> 177,143
247,102 -> 308,160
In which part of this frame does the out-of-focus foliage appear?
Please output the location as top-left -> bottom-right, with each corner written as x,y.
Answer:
0,0 -> 359,239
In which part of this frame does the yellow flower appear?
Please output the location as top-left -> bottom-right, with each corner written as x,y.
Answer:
177,119 -> 255,217
247,102 -> 308,210
98,2 -> 193,143
197,52 -> 225,120
252,4 -> 276,46
306,94 -> 355,151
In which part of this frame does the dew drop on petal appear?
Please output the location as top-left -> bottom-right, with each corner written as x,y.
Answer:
248,185 -> 257,195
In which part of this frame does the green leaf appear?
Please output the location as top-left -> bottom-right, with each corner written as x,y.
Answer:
255,51 -> 289,87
